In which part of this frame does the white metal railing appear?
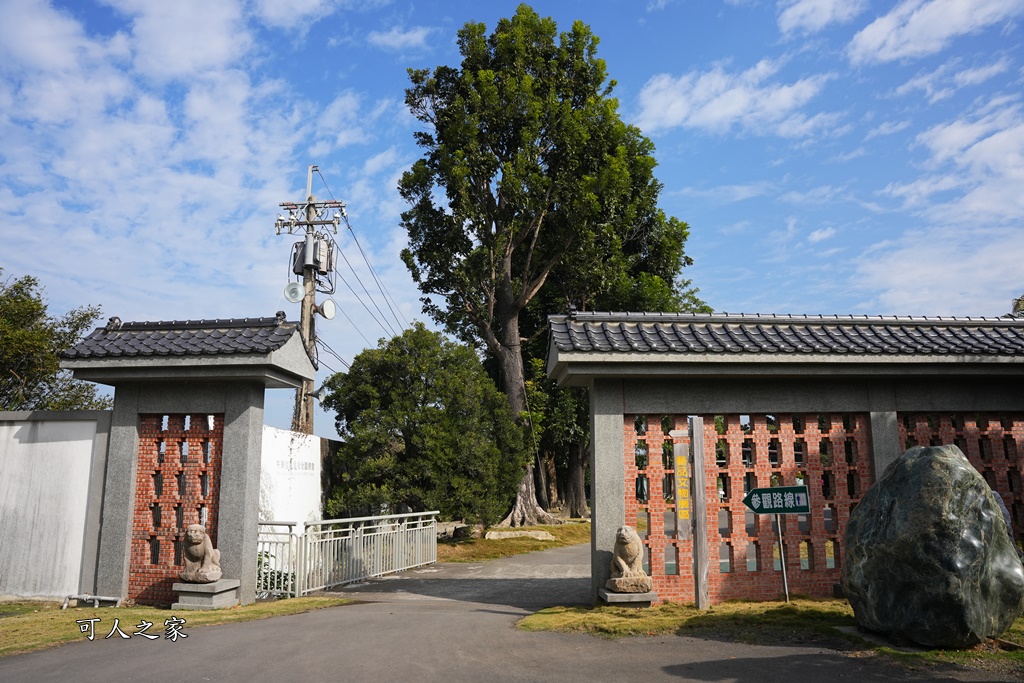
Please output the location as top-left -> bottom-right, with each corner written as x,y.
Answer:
257,511 -> 438,597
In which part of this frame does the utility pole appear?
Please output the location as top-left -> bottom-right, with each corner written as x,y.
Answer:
274,165 -> 344,434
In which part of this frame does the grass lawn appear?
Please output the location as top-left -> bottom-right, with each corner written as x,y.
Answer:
0,597 -> 351,659
436,520 -> 590,562
519,597 -> 1024,678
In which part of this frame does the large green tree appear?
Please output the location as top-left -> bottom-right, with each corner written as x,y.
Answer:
0,270 -> 111,411
400,4 -> 702,524
321,324 -> 529,527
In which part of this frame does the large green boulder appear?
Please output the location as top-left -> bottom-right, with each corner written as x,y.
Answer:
842,445 -> 1024,648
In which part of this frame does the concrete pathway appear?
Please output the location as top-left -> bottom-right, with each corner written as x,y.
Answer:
0,543 -> 1011,682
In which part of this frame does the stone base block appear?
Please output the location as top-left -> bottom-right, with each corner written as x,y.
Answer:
598,588 -> 657,608
172,579 -> 241,610
605,576 -> 653,593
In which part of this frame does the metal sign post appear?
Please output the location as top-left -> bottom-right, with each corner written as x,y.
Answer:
775,513 -> 789,603
742,485 -> 809,604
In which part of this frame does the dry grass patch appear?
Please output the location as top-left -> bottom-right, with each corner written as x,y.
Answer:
520,601 -> 698,637
519,598 -> 855,643
436,521 -> 590,562
0,597 -> 351,659
519,598 -> 1024,678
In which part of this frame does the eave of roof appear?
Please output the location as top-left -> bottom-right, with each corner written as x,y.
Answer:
61,314 -> 304,360
546,311 -> 1024,385
60,313 -> 317,388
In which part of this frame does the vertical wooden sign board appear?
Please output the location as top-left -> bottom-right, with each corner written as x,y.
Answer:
670,431 -> 691,541
687,417 -> 710,610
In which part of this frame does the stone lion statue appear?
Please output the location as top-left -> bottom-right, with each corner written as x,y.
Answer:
606,525 -> 652,593
179,524 -> 222,583
610,525 -> 644,578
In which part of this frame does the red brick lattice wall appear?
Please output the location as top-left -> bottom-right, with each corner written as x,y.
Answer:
624,416 -> 695,603
897,413 -> 1024,546
624,413 -> 872,604
129,414 -> 224,605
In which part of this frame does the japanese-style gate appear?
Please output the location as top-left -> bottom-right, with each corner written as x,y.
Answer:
62,313 -> 315,606
546,311 -> 1024,605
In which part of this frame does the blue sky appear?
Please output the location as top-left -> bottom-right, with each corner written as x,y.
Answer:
2,0 -> 1023,436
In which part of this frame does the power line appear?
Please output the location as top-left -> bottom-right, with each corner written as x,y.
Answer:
336,262 -> 396,338
316,338 -> 351,370
315,168 -> 409,332
344,221 -> 409,331
332,235 -> 399,337
333,300 -> 373,347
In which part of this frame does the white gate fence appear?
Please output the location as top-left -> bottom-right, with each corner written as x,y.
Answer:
257,511 -> 438,597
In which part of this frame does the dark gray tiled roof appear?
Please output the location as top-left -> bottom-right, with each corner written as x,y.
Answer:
548,312 -> 1024,356
62,313 -> 302,359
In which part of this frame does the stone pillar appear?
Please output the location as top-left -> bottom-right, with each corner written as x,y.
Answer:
868,381 -> 901,480
590,378 -> 625,603
218,382 -> 265,606
95,383 -> 142,599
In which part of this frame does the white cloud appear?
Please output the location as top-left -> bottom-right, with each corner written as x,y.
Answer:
917,99 -> 1019,163
772,216 -> 800,242
635,59 -> 835,137
778,0 -> 868,37
855,225 -> 1024,315
883,100 -> 1024,224
0,0 -> 122,72
0,0 -> 133,125
104,0 -> 252,80
719,220 -> 753,236
848,0 -> 1024,66
865,120 -> 911,140
254,0 -> 391,30
882,174 -> 964,207
807,226 -> 836,243
895,57 -> 1013,102
831,147 -> 867,162
362,147 -> 400,176
781,185 -> 842,204
254,0 -> 337,28
367,26 -> 435,52
680,181 -> 775,202
312,90 -> 395,150
0,0 -> 406,348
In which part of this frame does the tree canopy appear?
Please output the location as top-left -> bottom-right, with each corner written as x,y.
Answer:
399,4 -> 704,524
321,323 -> 530,527
0,270 -> 111,411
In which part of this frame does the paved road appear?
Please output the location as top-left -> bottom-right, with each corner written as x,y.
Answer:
0,543 -> 1011,682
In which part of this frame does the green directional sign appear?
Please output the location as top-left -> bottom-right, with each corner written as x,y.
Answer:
742,485 -> 810,515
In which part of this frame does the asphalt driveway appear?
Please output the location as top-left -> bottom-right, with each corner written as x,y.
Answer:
0,543 -> 1010,682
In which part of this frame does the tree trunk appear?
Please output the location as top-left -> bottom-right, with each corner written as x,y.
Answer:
565,438 -> 590,519
494,309 -> 559,527
534,453 -> 550,510
543,451 -> 559,511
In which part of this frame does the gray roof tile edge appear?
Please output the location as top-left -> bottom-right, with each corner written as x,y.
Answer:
61,315 -> 302,359
551,311 -> 1024,326
547,312 -> 1024,356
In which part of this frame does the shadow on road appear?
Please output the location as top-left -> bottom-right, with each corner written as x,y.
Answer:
329,575 -> 590,610
664,652 -> 1008,682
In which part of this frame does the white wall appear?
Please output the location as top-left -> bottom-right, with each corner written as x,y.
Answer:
259,426 -> 322,524
0,419 -> 96,599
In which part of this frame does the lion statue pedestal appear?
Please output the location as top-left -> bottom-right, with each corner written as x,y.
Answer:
172,524 -> 238,610
605,525 -> 653,594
